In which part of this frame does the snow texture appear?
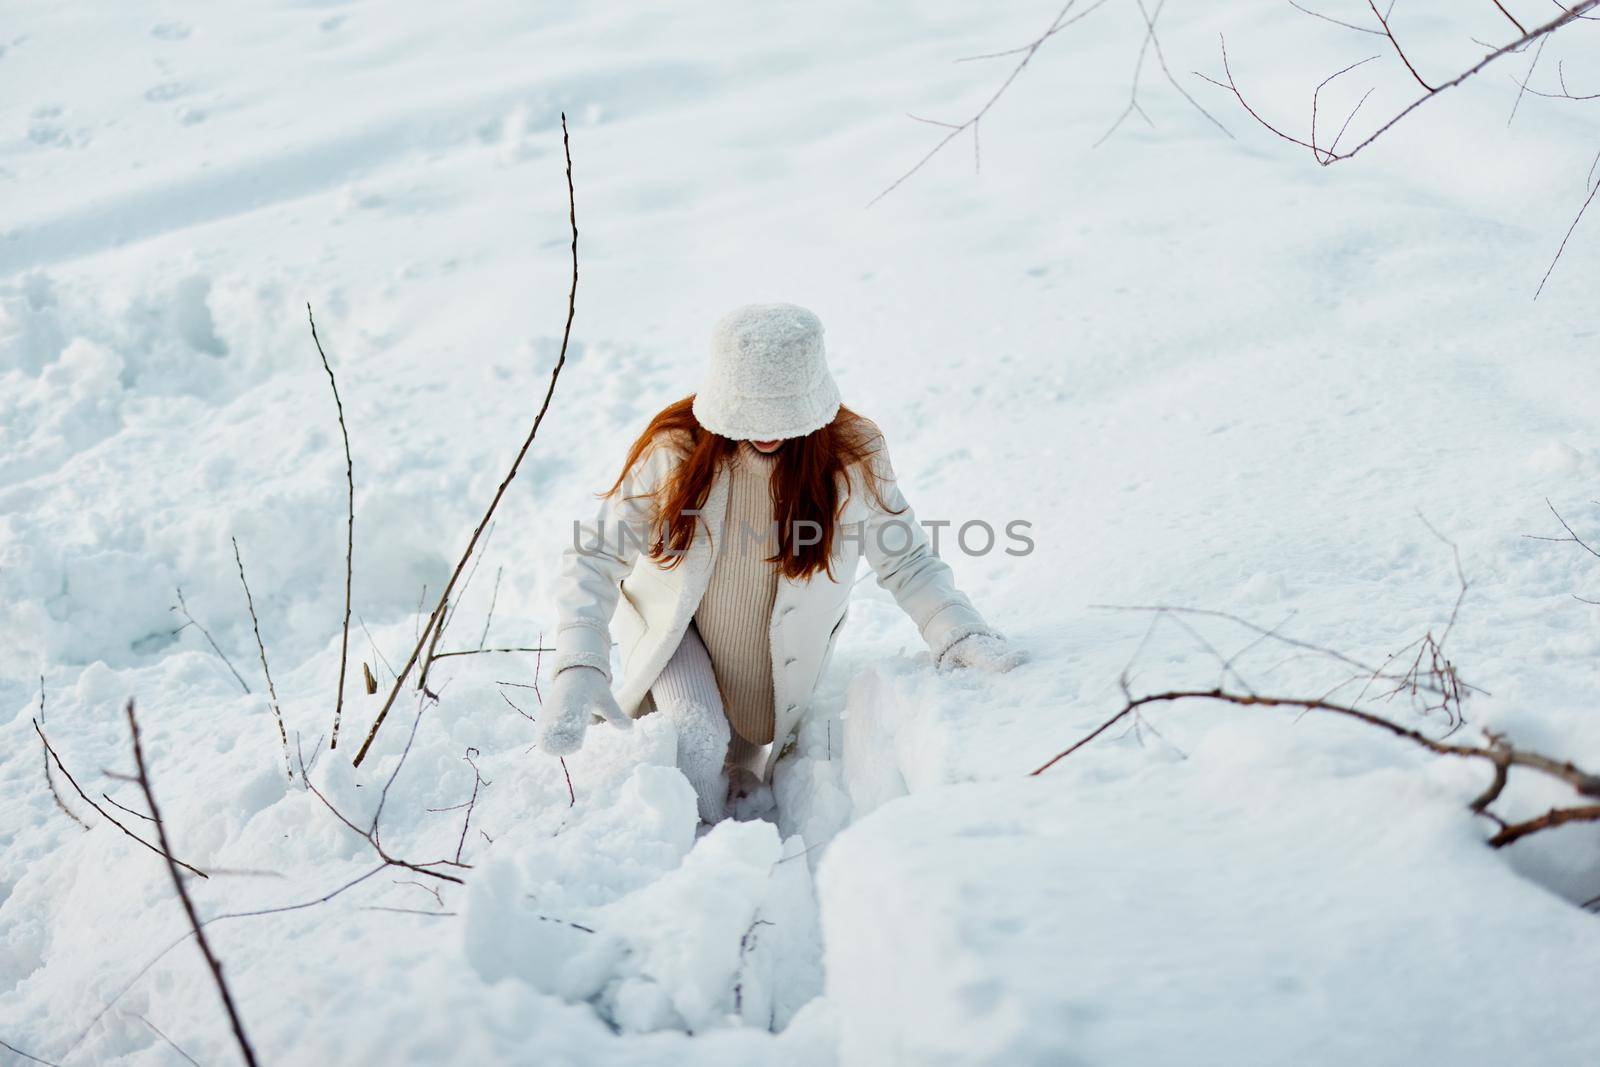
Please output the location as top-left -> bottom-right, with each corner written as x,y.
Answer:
3,0 -> 1600,1064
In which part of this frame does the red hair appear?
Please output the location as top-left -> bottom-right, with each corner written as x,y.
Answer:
605,396 -> 898,580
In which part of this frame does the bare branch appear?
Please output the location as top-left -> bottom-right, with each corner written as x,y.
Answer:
1204,1 -> 1600,168
128,1013 -> 201,1067
34,719 -> 207,877
1508,32 -> 1550,124
102,792 -> 155,823
233,538 -> 292,780
0,1038 -> 61,1067
1367,0 -> 1434,90
296,734 -> 466,886
125,699 -> 258,1067
1287,0 -> 1384,35
172,587 -> 251,694
1524,499 -> 1600,557
1493,0 -> 1528,34
871,0 -> 1117,206
453,748 -> 490,865
354,112 -> 582,766
1535,169 -> 1600,299
432,645 -> 553,661
307,304 -> 355,750
1487,804 -> 1600,847
477,566 -> 503,651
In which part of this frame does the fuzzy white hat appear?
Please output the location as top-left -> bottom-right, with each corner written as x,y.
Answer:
692,303 -> 842,441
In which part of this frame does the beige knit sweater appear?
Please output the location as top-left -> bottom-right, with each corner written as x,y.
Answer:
694,442 -> 780,746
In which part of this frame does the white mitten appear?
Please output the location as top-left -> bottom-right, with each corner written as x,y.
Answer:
661,699 -> 730,824
940,632 -> 1027,674
538,666 -> 630,756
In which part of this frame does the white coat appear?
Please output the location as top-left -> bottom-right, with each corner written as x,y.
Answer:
550,433 -> 995,780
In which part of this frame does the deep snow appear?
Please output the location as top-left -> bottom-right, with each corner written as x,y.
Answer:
3,1 -> 1600,1064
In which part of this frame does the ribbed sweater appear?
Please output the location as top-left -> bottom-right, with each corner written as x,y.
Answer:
694,442 -> 780,746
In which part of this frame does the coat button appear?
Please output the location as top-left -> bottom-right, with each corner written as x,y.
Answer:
784,657 -> 797,667
786,704 -> 797,714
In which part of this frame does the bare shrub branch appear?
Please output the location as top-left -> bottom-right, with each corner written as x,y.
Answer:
34,719 -> 207,877
307,304 -> 355,750
1200,1 -> 1600,167
0,1038 -> 62,1066
432,644 -> 552,661
354,112 -> 582,767
127,1013 -> 200,1067
37,681 -> 88,832
124,700 -> 258,1066
171,587 -> 251,694
872,0 -> 1117,206
233,538 -> 293,780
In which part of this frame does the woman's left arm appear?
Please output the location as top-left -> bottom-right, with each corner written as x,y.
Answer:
855,438 -> 1025,672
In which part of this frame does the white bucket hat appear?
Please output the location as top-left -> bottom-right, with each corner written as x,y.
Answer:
691,303 -> 842,441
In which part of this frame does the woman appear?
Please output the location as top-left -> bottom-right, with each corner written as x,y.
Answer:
538,303 -> 1022,822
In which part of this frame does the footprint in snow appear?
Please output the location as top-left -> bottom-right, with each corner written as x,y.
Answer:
144,81 -> 187,103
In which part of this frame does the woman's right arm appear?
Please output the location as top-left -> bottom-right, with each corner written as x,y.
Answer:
548,443 -> 674,681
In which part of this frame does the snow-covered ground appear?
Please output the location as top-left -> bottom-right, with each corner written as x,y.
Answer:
3,1 -> 1599,1063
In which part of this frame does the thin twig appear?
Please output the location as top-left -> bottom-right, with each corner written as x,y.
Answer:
65,864 -> 389,1058
1132,0 -> 1233,139
1535,171 -> 1600,299
296,735 -> 466,885
871,0 -> 1116,206
1508,32 -> 1550,124
38,680 -> 88,831
1202,2 -> 1600,166
477,566 -> 503,651
33,719 -> 207,877
125,700 -> 258,1066
1493,0 -> 1527,34
454,748 -> 489,865
129,1013 -> 201,1067
102,792 -> 155,823
354,113 -> 582,766
432,645 -> 553,660
358,906 -> 459,917
1287,0 -> 1383,35
1525,499 -> 1600,557
308,305 -> 356,750
502,690 -> 535,722
1367,0 -> 1433,90
233,538 -> 292,781
0,1038 -> 62,1067
172,587 -> 251,694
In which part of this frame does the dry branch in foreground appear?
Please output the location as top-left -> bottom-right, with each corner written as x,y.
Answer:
124,699 -> 259,1067
354,111 -> 582,767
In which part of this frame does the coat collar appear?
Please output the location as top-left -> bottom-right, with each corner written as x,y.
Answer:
681,463 -> 731,593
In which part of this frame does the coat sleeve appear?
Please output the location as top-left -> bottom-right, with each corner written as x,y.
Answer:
549,443 -> 676,680
854,435 -> 1000,661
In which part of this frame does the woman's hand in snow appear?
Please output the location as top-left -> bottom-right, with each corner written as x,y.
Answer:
538,666 -> 630,756
940,633 -> 1027,674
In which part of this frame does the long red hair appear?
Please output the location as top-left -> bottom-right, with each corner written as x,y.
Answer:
604,396 -> 898,580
